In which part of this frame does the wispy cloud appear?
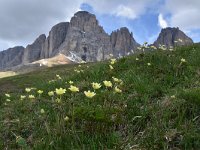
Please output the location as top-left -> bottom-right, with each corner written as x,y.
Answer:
158,14 -> 168,28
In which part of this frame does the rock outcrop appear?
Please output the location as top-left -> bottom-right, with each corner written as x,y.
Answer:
58,11 -> 113,62
111,27 -> 139,56
0,46 -> 24,70
154,27 -> 193,48
23,34 -> 46,63
41,22 -> 69,58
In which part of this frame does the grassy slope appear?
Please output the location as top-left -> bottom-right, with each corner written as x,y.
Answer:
0,44 -> 200,149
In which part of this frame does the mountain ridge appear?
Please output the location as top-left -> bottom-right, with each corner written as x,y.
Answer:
0,11 -> 193,71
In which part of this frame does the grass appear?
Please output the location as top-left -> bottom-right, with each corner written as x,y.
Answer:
0,44 -> 200,149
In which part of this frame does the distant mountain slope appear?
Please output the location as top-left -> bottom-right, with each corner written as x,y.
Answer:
0,11 -> 139,71
154,27 -> 193,48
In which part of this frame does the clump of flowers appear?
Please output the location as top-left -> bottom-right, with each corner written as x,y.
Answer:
110,59 -> 117,65
112,77 -> 120,83
5,93 -> 10,98
56,74 -> 62,80
69,81 -> 74,84
109,65 -> 114,70
20,95 -> 26,100
91,82 -> 101,90
171,95 -> 176,99
103,80 -> 112,87
74,69 -> 81,73
68,85 -> 79,92
40,109 -> 45,114
6,99 -> 11,102
55,88 -> 66,95
48,91 -> 54,96
147,63 -> 151,66
37,90 -> 43,95
25,88 -> 31,93
114,86 -> 122,93
84,90 -> 96,98
28,95 -> 35,99
181,58 -> 186,63
64,116 -> 69,121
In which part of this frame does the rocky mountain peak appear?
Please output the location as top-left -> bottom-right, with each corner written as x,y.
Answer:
154,27 -> 193,48
23,34 -> 46,63
0,46 -> 25,70
111,27 -> 139,56
70,11 -> 103,33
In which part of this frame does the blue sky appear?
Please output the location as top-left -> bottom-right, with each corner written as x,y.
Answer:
0,0 -> 199,50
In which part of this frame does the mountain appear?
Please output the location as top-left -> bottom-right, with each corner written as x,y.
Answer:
0,11 -> 139,71
0,12 -> 194,71
154,27 -> 193,48
0,46 -> 24,70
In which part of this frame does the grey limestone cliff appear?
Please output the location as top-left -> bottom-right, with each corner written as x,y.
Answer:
23,34 -> 46,63
0,46 -> 24,70
154,27 -> 193,48
111,27 -> 140,56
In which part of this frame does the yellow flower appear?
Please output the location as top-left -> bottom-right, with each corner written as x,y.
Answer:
114,86 -> 122,93
147,63 -> 151,66
110,59 -> 117,64
103,80 -> 112,87
78,65 -> 82,67
171,95 -> 176,99
55,88 -> 66,95
29,95 -> 35,99
64,116 -> 69,121
6,99 -> 11,102
40,109 -> 45,114
181,58 -> 186,63
69,81 -> 74,84
136,58 -> 139,61
91,82 -> 101,90
37,90 -> 43,95
56,74 -> 62,79
109,65 -> 114,70
112,77 -> 120,82
84,90 -> 96,98
55,98 -> 61,103
5,93 -> 10,97
68,85 -> 79,92
20,95 -> 26,100
25,88 -> 31,93
48,91 -> 54,96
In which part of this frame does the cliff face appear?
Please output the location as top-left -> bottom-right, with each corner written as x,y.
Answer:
40,22 -> 69,58
111,27 -> 140,56
154,27 -> 193,48
58,11 -> 113,62
0,46 -> 24,70
23,34 -> 46,64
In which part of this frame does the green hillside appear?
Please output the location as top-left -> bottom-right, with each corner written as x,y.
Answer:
0,44 -> 200,149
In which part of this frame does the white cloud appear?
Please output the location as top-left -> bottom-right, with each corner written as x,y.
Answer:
0,0 -> 83,50
162,0 -> 200,31
158,14 -> 168,28
85,0 -> 159,19
114,5 -> 136,19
